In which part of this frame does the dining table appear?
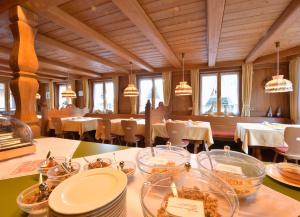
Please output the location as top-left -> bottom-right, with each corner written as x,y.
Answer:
49,117 -> 99,139
110,118 -> 145,136
0,137 -> 299,217
152,120 -> 214,145
234,122 -> 300,154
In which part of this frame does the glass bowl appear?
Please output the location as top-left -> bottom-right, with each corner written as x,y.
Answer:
83,157 -> 112,170
117,161 -> 136,178
197,149 -> 265,199
47,162 -> 81,182
277,163 -> 300,184
16,181 -> 58,215
136,145 -> 190,177
38,157 -> 66,176
141,167 -> 239,217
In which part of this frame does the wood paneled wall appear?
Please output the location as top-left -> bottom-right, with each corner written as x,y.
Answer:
115,63 -> 290,118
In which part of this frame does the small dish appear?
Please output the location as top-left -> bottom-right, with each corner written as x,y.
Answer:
117,161 -> 136,177
83,158 -> 112,170
38,157 -> 65,176
47,162 -> 81,182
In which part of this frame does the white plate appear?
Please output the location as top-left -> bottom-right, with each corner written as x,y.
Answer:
266,164 -> 300,188
49,168 -> 127,214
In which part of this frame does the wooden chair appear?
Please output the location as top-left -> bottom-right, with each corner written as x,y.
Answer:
95,119 -> 118,144
51,117 -> 64,138
273,127 -> 300,163
166,122 -> 189,148
121,120 -> 143,147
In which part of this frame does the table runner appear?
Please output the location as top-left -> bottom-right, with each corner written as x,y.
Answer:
152,121 -> 214,145
234,123 -> 300,153
0,137 -> 80,180
72,149 -> 300,217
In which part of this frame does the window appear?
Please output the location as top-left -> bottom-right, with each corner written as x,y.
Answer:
200,72 -> 239,115
58,84 -> 67,109
0,83 -> 5,112
138,77 -> 164,113
10,91 -> 16,111
93,81 -> 114,113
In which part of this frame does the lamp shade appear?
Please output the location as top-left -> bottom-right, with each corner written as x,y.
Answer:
175,81 -> 192,96
61,85 -> 77,98
36,93 -> 41,99
265,75 -> 293,93
124,83 -> 139,97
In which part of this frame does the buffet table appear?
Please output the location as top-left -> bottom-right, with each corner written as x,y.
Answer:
0,138 -> 299,217
152,121 -> 214,145
234,123 -> 300,153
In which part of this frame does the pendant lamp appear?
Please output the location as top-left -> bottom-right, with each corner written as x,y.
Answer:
124,62 -> 139,97
265,42 -> 293,93
175,53 -> 192,96
36,93 -> 41,99
62,72 -> 77,98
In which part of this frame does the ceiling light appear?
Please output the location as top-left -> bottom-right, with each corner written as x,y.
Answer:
124,62 -> 139,97
175,53 -> 192,96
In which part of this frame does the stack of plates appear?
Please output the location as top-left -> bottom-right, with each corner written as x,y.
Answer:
48,168 -> 127,217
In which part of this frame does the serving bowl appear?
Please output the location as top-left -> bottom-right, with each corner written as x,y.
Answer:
17,181 -> 58,215
197,149 -> 265,199
47,162 -> 81,183
38,157 -> 66,176
83,157 -> 112,170
141,167 -> 239,217
117,160 -> 136,178
136,145 -> 190,177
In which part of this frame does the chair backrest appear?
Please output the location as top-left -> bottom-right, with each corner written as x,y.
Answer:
284,127 -> 300,157
96,119 -> 112,141
51,117 -> 63,135
121,120 -> 137,143
166,122 -> 186,146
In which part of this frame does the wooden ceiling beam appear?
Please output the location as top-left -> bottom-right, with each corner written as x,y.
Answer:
27,4 -> 154,72
0,46 -> 100,78
206,0 -> 226,67
112,0 -> 181,68
36,34 -> 128,73
255,45 -> 300,64
246,0 -> 300,63
0,0 -> 28,14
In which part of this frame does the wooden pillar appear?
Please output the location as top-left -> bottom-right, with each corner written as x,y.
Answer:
144,100 -> 151,147
9,5 -> 40,137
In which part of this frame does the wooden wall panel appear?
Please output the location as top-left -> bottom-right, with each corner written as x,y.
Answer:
75,80 -> 84,108
251,63 -> 290,117
118,76 -> 132,114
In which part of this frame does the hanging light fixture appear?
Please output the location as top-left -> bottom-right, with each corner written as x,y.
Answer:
36,93 -> 41,99
175,53 -> 192,96
62,72 -> 77,98
265,42 -> 293,93
124,62 -> 139,97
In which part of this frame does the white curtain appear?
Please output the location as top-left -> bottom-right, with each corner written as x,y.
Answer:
130,74 -> 137,114
82,79 -> 89,109
49,80 -> 55,110
241,63 -> 253,117
162,71 -> 171,106
190,68 -> 200,115
113,76 -> 119,114
289,57 -> 300,124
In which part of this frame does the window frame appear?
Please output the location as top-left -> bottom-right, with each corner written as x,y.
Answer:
137,75 -> 163,114
199,71 -> 241,115
92,79 -> 114,113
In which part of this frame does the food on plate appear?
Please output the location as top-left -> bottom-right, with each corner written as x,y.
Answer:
88,158 -> 111,169
157,186 -> 220,217
278,163 -> 300,185
41,157 -> 58,169
22,183 -> 56,204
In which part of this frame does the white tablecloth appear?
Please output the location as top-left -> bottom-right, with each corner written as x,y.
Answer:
72,148 -> 300,217
234,123 -> 300,153
0,138 -> 80,180
152,121 -> 214,145
110,118 -> 145,136
62,117 -> 99,136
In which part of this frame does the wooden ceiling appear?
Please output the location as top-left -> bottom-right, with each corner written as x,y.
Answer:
0,0 -> 300,81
